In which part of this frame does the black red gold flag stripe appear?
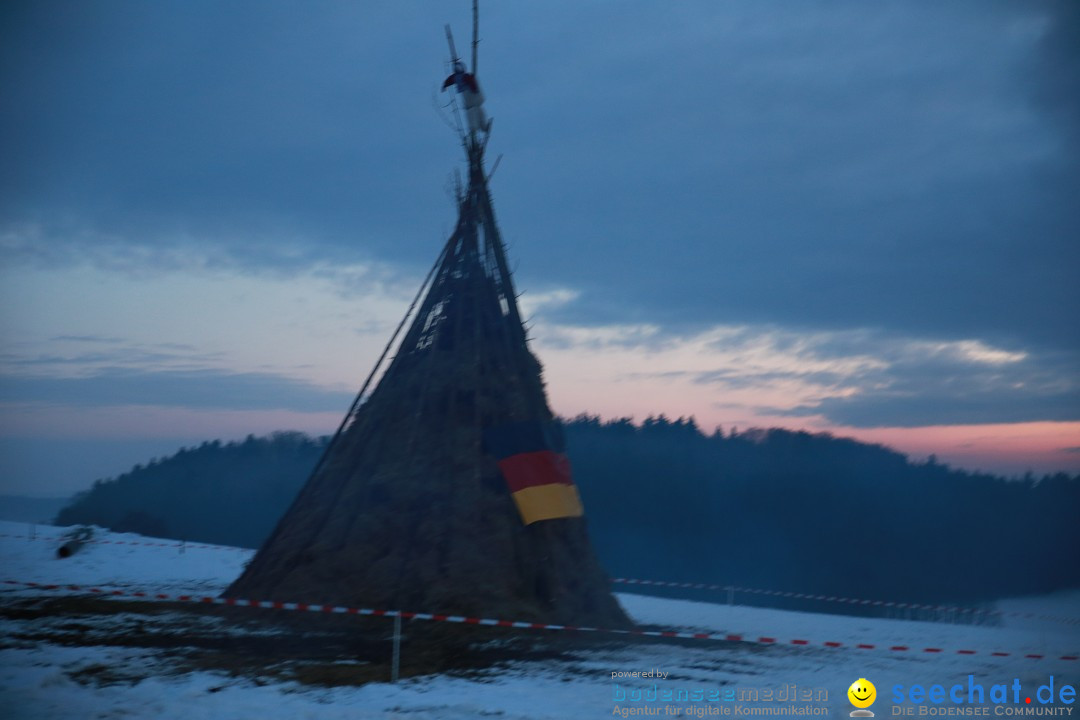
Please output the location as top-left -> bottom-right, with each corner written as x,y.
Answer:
483,421 -> 584,525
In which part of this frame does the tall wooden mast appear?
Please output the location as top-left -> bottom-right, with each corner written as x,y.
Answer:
224,4 -> 628,629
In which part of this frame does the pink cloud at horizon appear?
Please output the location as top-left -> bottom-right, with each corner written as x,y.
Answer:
839,422 -> 1080,478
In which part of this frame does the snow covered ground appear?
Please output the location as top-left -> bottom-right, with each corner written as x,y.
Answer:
1,520 -> 1077,719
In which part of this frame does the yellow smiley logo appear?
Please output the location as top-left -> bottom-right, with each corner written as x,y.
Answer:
848,678 -> 877,710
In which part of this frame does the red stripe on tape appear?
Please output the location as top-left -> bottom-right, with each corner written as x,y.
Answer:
5,578 -> 1075,661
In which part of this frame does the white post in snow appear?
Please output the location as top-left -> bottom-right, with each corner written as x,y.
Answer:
391,613 -> 402,683
727,585 -> 735,606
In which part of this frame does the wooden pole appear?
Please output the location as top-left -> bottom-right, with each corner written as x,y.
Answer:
391,613 -> 402,683
471,0 -> 479,74
445,24 -> 459,64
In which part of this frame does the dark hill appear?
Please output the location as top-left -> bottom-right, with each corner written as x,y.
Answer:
56,432 -> 326,549
55,418 -> 1080,606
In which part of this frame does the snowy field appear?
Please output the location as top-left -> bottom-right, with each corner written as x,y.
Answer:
1,520 -> 1077,719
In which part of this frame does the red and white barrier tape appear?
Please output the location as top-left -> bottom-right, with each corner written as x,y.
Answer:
612,578 -> 1080,627
3,579 -> 1077,662
7,531 -> 1076,627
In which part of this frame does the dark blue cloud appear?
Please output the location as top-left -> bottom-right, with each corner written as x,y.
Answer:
795,390 -> 1080,429
51,335 -> 126,344
0,367 -> 351,413
0,343 -> 226,372
2,1 -> 1077,357
761,340 -> 1080,428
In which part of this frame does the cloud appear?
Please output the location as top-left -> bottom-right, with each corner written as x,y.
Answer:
0,222 -> 417,299
0,253 -> 422,398
1,0 -> 1077,485
0,367 -> 352,413
802,391 -> 1080,429
529,318 -> 1078,429
0,345 -> 227,376
740,332 -> 1077,427
1,1 -> 1076,358
518,287 -> 580,318
1027,1 -> 1080,152
538,323 -> 663,352
52,335 -> 125,344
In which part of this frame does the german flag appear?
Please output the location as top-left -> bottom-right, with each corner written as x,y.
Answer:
483,420 -> 584,525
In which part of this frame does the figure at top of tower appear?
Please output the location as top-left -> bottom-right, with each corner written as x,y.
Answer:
442,60 -> 490,136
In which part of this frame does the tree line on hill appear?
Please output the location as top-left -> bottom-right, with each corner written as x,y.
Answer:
57,432 -> 324,550
55,418 -> 1080,606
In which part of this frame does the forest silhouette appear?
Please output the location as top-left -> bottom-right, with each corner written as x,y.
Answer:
55,416 -> 1080,607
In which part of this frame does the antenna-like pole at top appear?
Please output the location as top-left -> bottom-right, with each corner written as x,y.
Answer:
445,24 -> 460,64
471,0 -> 479,75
